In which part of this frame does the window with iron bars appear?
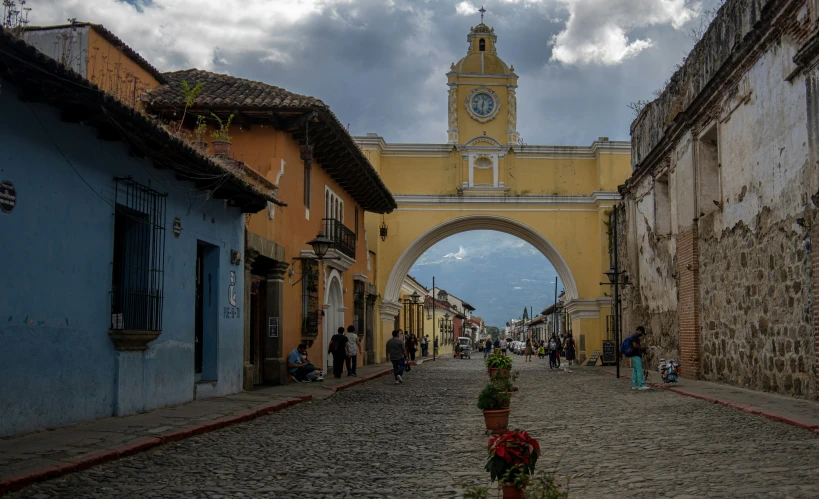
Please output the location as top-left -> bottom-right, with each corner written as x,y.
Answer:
110,177 -> 167,332
301,259 -> 319,337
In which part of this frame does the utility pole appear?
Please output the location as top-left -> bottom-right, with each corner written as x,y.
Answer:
432,276 -> 436,361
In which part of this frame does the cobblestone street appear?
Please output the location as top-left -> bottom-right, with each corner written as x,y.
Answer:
10,358 -> 819,498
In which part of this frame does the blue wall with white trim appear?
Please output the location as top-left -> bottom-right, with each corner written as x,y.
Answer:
0,83 -> 246,437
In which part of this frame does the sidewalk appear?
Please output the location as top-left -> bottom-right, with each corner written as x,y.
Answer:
601,365 -> 819,432
0,358 -> 434,494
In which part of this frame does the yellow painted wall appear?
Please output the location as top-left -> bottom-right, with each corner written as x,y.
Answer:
86,28 -> 160,109
363,147 -> 628,362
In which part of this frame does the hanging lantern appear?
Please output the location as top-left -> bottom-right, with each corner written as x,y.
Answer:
379,218 -> 388,241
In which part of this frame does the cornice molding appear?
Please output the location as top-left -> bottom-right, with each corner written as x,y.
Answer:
353,136 -> 631,159
394,191 -> 619,206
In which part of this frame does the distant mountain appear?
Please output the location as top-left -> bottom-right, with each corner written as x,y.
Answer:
408,230 -> 561,327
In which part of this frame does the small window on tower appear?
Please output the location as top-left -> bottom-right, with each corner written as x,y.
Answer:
479,38 -> 485,51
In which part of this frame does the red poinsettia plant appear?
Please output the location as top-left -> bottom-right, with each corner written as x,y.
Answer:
485,430 -> 541,489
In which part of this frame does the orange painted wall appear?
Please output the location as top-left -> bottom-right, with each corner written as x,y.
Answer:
222,124 -> 372,369
85,27 -> 160,109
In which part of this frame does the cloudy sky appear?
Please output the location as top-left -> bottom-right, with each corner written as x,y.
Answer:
31,0 -> 721,145
409,231 -> 560,327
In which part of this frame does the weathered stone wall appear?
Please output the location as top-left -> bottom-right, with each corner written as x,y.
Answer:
616,203 -> 680,370
699,211 -> 815,398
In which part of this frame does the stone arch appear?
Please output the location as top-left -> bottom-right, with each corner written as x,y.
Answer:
382,215 -> 578,312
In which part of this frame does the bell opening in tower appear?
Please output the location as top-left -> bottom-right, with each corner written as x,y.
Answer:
479,38 -> 485,51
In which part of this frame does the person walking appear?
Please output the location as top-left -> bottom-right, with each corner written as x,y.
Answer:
483,338 -> 492,359
548,335 -> 559,369
563,333 -> 576,367
524,337 -> 533,362
329,326 -> 348,379
626,326 -> 650,390
406,333 -> 418,362
386,329 -> 409,384
421,335 -> 429,357
404,333 -> 417,371
434,337 -> 439,356
499,337 -> 508,356
344,325 -> 361,377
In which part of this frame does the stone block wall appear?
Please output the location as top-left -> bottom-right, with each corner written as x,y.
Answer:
699,211 -> 816,398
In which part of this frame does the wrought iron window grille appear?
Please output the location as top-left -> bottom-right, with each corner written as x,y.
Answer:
110,177 -> 168,332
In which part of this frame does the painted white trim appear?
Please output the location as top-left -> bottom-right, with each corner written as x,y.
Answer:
379,300 -> 401,321
324,185 -> 344,223
396,208 -> 600,213
353,273 -> 368,282
384,215 -> 579,305
323,248 -> 354,272
393,193 -> 618,205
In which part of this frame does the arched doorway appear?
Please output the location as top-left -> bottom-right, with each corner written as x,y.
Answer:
323,271 -> 344,373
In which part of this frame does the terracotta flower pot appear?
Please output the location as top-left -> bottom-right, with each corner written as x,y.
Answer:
212,140 -> 231,156
502,484 -> 525,499
488,368 -> 498,377
483,408 -> 510,434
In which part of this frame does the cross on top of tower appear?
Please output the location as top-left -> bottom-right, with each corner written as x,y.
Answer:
479,6 -> 486,23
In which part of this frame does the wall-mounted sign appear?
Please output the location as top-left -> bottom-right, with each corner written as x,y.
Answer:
268,317 -> 279,338
172,217 -> 182,238
0,180 -> 16,213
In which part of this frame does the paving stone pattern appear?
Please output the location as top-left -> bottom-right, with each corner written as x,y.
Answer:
9,358 -> 819,498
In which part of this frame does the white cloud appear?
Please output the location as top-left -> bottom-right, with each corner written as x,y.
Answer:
550,0 -> 698,65
443,246 -> 468,260
513,286 -> 523,290
455,1 -> 478,16
31,0 -> 344,70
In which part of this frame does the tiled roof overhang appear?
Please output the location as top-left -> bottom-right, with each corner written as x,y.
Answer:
145,69 -> 396,214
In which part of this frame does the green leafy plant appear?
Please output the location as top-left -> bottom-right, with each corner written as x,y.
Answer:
455,484 -> 489,499
485,353 -> 513,370
477,382 -> 510,411
210,112 -> 234,142
176,80 -> 203,132
188,115 -> 208,147
524,472 -> 569,499
491,371 -> 513,392
485,430 -> 541,490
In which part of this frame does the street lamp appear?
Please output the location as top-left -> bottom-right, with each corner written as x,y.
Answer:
306,231 -> 333,259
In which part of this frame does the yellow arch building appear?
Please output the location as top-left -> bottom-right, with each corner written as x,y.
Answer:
356,21 -> 632,364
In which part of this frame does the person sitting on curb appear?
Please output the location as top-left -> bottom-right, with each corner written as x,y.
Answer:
287,344 -> 324,383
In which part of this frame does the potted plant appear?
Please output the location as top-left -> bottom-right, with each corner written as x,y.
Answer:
477,382 -> 511,434
210,112 -> 234,156
485,353 -> 513,377
485,430 -> 541,499
491,371 -> 513,394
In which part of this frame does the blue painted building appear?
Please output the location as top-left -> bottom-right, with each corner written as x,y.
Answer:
0,29 -> 276,437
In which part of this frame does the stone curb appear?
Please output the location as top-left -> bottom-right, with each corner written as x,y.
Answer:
329,357 -> 436,393
0,395 -> 312,495
602,370 -> 819,434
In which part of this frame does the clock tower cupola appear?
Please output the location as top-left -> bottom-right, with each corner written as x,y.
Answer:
447,8 -> 519,147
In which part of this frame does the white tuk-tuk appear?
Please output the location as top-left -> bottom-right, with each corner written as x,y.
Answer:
457,337 -> 472,359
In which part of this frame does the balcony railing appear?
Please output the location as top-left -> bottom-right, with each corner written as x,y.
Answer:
323,218 -> 356,259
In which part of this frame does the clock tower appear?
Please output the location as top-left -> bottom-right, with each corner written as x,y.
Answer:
447,18 -> 519,147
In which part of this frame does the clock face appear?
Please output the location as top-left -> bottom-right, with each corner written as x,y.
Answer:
470,93 -> 495,117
